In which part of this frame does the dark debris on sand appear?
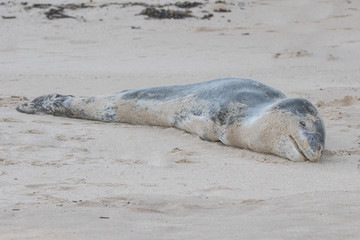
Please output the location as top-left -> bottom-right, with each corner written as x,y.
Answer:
140,7 -> 193,19
23,2 -> 94,20
2,15 -> 16,19
214,8 -> 231,13
100,2 -> 173,8
1,1 -> 236,21
201,13 -> 213,20
45,8 -> 76,20
29,3 -> 52,9
25,3 -> 93,10
175,1 -> 202,9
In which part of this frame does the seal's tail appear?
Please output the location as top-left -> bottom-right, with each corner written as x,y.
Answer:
16,94 -> 119,122
16,94 -> 75,116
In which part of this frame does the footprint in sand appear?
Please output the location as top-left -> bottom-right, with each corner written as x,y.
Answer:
0,118 -> 24,123
324,149 -> 360,157
32,120 -> 53,124
317,96 -> 359,108
115,158 -> 146,165
330,96 -> 359,106
169,147 -> 196,164
55,134 -> 95,142
0,96 -> 29,107
273,49 -> 311,59
21,129 -> 45,134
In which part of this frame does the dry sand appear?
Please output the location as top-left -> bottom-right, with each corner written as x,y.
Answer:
1,0 -> 360,239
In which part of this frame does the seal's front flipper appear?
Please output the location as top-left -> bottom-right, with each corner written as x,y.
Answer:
16,94 -> 74,116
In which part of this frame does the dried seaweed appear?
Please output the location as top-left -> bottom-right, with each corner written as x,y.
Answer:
175,1 -> 202,9
140,7 -> 193,19
45,8 -> 76,20
2,15 -> 16,19
1,1 -> 230,21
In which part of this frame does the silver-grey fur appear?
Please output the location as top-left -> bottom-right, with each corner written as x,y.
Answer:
16,78 -> 325,162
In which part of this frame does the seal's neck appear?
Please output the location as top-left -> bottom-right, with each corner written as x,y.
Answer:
222,106 -> 291,156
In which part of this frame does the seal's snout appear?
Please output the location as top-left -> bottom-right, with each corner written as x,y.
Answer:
16,95 -> 50,115
303,131 -> 325,162
16,105 -> 25,113
289,133 -> 324,162
306,119 -> 325,161
16,105 -> 24,113
16,102 -> 37,114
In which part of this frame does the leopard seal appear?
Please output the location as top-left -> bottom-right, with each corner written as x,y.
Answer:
16,78 -> 325,162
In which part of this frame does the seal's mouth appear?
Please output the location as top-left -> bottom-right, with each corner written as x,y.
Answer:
289,135 -> 310,161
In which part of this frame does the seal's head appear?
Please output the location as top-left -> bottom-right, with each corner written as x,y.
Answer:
243,98 -> 325,162
273,98 -> 325,161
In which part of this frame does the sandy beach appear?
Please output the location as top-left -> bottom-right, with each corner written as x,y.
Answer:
1,0 -> 360,239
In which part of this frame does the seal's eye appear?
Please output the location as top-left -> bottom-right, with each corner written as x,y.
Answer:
300,120 -> 306,127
